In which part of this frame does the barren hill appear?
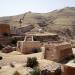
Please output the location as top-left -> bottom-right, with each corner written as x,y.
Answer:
0,7 -> 75,41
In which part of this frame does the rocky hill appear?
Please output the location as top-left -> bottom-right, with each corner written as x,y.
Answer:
0,7 -> 75,41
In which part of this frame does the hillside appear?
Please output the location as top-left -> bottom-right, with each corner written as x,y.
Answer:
0,7 -> 75,41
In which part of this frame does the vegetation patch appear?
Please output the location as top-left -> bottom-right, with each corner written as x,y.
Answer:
30,68 -> 41,75
26,57 -> 38,68
13,71 -> 20,75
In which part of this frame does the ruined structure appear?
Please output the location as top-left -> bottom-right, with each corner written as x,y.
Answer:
17,32 -> 58,54
0,23 -> 10,45
17,41 -> 41,54
62,63 -> 75,75
17,32 -> 73,62
16,25 -> 34,35
44,42 -> 73,62
25,32 -> 59,42
0,23 -> 10,34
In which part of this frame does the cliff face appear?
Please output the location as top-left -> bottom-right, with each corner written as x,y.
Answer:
0,7 -> 75,41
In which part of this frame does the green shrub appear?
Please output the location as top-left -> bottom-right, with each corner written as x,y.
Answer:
26,57 -> 38,68
30,68 -> 40,75
13,71 -> 20,75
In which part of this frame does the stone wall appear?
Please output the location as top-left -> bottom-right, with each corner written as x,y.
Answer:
44,45 -> 59,61
0,24 -> 10,33
17,25 -> 34,34
33,35 -> 59,42
62,65 -> 75,75
44,42 -> 73,62
17,41 -> 41,54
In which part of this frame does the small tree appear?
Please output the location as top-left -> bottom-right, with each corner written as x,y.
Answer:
26,57 -> 38,68
30,68 -> 41,75
13,71 -> 20,75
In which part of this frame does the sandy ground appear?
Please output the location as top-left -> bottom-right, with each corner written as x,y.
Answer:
0,51 -> 44,75
0,63 -> 33,75
0,50 -> 60,75
0,51 -> 44,66
0,48 -> 75,75
0,59 -> 60,75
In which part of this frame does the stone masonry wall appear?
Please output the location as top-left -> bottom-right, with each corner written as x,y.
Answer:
0,24 -> 10,33
17,41 -> 41,54
44,43 -> 73,62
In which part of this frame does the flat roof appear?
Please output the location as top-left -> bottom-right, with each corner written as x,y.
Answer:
52,42 -> 70,46
17,25 -> 33,29
25,32 -> 57,36
44,42 -> 71,49
0,23 -> 9,26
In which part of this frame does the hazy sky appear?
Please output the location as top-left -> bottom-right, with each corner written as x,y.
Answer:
0,0 -> 75,17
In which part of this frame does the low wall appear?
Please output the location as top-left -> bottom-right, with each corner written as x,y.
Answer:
17,41 -> 41,54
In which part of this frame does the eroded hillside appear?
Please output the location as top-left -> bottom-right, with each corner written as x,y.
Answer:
0,7 -> 75,42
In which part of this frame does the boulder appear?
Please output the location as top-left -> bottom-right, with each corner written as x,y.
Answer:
2,45 -> 13,53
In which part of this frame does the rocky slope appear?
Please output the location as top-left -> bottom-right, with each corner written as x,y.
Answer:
0,7 -> 75,41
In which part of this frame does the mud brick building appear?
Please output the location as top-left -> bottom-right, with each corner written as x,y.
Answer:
0,23 -> 10,45
44,42 -> 73,62
17,32 -> 73,62
0,23 -> 10,34
17,32 -> 58,54
24,32 -> 59,42
61,62 -> 75,75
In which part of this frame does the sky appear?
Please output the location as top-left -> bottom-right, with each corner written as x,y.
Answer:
0,0 -> 75,17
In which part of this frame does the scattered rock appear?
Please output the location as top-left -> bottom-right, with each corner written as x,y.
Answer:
2,45 -> 13,53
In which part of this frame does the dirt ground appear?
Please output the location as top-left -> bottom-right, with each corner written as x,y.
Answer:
0,48 -> 75,75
